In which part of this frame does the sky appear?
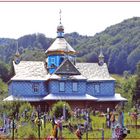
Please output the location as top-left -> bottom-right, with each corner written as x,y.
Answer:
0,2 -> 140,39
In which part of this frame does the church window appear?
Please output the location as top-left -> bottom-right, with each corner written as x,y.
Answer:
72,82 -> 78,92
32,83 -> 39,93
59,82 -> 65,92
60,57 -> 64,64
51,58 -> 55,64
94,84 -> 100,94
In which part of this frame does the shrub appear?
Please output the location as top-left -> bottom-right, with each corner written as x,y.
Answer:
16,123 -> 37,138
19,102 -> 33,122
51,101 -> 72,120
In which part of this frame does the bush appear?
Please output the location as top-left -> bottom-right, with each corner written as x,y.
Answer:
0,101 -> 22,119
19,102 -> 33,122
51,101 -> 72,120
16,123 -> 37,138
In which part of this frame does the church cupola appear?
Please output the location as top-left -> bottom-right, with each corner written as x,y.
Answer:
57,10 -> 64,38
98,46 -> 104,66
45,10 -> 77,74
14,41 -> 21,65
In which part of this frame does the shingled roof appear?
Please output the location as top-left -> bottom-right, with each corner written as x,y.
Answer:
11,61 -> 114,81
76,63 -> 115,81
11,61 -> 49,81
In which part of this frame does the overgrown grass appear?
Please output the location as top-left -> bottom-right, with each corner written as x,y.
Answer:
111,74 -> 136,111
15,113 -> 140,139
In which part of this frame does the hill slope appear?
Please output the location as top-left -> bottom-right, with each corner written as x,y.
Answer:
0,17 -> 140,74
74,17 -> 140,74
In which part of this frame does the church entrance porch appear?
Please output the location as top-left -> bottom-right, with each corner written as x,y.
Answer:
30,101 -> 49,112
43,100 -> 122,112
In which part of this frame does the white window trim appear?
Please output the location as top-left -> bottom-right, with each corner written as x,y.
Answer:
33,83 -> 39,93
51,58 -> 55,64
94,84 -> 100,94
72,82 -> 78,92
59,82 -> 65,92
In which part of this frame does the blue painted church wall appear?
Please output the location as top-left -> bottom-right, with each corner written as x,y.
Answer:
9,81 -> 47,97
47,55 -> 64,74
86,81 -> 115,96
47,55 -> 75,74
49,80 -> 86,95
48,55 -> 62,67
9,80 -> 115,97
8,83 -> 12,96
99,81 -> 115,96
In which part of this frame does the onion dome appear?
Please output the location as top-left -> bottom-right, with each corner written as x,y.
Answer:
57,23 -> 64,38
14,41 -> 21,64
98,46 -> 104,66
45,38 -> 76,56
57,23 -> 64,33
45,10 -> 76,56
57,10 -> 64,38
99,50 -> 104,58
15,49 -> 20,57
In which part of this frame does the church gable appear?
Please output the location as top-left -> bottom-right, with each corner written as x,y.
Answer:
54,59 -> 81,75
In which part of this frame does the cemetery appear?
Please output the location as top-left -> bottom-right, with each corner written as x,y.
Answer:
0,101 -> 139,139
1,10 -> 140,139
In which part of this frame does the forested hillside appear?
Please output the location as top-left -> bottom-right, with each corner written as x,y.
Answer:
74,17 -> 140,74
0,17 -> 140,78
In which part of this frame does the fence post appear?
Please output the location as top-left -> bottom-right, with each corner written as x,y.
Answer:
102,129 -> 104,140
37,105 -> 41,139
44,112 -> 46,128
86,125 -> 88,140
12,118 -> 14,140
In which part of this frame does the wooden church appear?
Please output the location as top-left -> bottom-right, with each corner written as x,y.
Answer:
4,12 -> 127,111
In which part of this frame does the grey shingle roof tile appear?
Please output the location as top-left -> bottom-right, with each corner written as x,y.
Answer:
76,63 -> 115,81
11,61 -> 114,81
11,61 -> 49,81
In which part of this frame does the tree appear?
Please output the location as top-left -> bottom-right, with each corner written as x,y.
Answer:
127,47 -> 140,73
115,50 -> 128,74
108,48 -> 119,73
123,71 -> 131,79
0,78 -> 8,98
0,101 -> 21,119
133,61 -> 140,105
0,60 -> 10,82
19,102 -> 33,122
51,101 -> 72,120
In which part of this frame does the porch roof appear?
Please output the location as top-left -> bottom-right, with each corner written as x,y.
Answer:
3,95 -> 43,102
43,93 -> 97,101
97,93 -> 127,102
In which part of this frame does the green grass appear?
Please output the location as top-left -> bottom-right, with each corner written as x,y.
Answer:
3,112 -> 140,139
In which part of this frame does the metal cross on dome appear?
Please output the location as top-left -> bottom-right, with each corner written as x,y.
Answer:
59,9 -> 62,24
